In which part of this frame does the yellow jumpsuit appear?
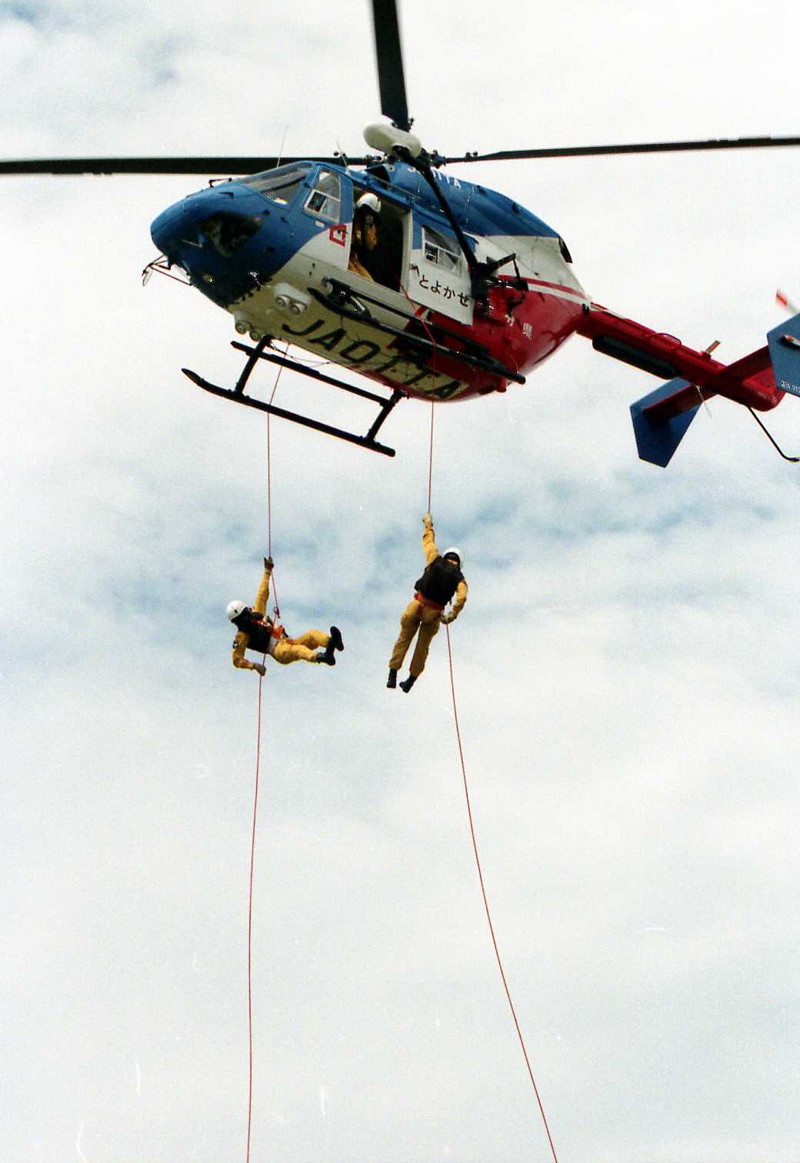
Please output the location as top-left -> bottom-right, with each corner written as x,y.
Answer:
232,567 -> 331,670
388,520 -> 468,678
348,213 -> 376,280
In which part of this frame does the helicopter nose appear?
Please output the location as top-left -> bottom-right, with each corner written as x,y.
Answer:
150,184 -> 270,306
150,200 -> 189,254
151,187 -> 257,258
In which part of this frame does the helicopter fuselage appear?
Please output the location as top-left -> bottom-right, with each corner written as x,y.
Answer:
150,159 -> 589,403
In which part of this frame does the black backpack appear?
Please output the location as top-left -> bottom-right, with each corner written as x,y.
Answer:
415,556 -> 462,605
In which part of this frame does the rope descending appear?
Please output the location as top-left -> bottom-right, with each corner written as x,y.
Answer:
427,405 -> 560,1163
245,352 -> 286,1162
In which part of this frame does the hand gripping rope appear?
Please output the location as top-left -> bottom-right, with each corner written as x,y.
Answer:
428,403 -> 561,1163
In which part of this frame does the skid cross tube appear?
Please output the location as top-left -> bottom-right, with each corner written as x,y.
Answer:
182,337 -> 403,456
230,339 -> 394,405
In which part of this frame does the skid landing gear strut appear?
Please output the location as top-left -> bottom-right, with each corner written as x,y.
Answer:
183,336 -> 405,457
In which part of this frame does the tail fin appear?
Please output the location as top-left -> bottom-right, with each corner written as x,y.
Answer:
630,378 -> 700,467
767,310 -> 800,399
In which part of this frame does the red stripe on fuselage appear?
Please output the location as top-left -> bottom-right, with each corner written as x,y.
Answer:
524,276 -> 590,303
416,281 -> 585,401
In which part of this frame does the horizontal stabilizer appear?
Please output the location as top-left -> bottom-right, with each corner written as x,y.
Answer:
630,378 -> 699,467
767,310 -> 800,398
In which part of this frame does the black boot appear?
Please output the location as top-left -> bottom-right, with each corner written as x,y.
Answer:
387,668 -> 397,688
316,649 -> 336,666
399,674 -> 417,693
329,625 -> 344,652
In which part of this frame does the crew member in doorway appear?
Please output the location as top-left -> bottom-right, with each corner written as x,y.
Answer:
348,193 -> 401,290
387,514 -> 467,693
227,557 -> 344,675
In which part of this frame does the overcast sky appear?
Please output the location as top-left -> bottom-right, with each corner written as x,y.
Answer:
2,2 -> 800,1162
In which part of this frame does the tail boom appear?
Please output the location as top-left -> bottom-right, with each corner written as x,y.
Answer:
577,305 -> 784,412
577,304 -> 798,466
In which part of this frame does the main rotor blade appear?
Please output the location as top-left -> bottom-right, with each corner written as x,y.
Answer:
0,155 -> 368,176
441,134 -> 800,164
371,0 -> 410,132
3,133 -> 798,178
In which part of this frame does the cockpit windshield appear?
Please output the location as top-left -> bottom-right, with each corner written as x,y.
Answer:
240,162 -> 313,205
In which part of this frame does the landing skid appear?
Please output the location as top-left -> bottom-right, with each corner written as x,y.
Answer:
182,337 -> 404,457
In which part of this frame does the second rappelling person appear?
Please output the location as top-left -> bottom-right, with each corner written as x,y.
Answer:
387,513 -> 467,693
227,557 -> 344,675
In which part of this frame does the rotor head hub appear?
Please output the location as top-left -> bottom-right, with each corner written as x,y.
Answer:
364,121 -> 423,159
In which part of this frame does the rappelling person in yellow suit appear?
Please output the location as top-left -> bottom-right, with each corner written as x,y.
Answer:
387,513 -> 467,693
227,557 -> 344,675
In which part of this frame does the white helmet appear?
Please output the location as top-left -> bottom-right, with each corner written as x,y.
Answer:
356,192 -> 381,214
226,600 -> 248,622
443,547 -> 462,566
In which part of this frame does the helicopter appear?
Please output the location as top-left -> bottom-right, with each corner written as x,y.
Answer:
5,1 -> 799,463
147,139 -> 800,463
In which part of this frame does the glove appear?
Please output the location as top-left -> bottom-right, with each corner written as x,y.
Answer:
440,612 -> 454,625
264,556 -> 274,571
423,512 -> 433,527
254,662 -> 266,677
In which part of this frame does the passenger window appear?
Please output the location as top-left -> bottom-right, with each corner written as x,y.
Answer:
422,226 -> 462,273
304,169 -> 342,223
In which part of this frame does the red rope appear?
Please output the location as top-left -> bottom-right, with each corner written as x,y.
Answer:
265,344 -> 290,614
246,672 -> 264,1163
425,409 -> 559,1161
444,628 -> 560,1163
265,372 -> 281,559
245,351 -> 286,1162
426,401 -> 435,512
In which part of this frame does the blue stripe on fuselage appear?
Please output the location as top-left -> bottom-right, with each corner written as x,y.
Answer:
356,161 -> 560,240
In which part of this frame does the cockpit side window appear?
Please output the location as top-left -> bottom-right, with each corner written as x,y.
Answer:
240,162 -> 313,205
303,169 -> 342,223
422,226 -> 462,273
